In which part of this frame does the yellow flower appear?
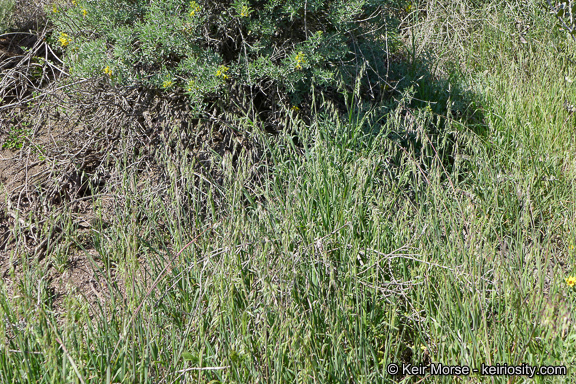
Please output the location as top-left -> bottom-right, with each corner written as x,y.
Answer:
103,66 -> 112,76
58,32 -> 71,47
216,65 -> 230,79
294,51 -> 306,70
566,276 -> 576,287
187,79 -> 198,92
82,8 -> 87,17
240,5 -> 250,17
190,1 -> 201,17
53,5 -> 58,13
162,80 -> 173,88
291,105 -> 300,112
295,51 -> 305,63
72,0 -> 77,5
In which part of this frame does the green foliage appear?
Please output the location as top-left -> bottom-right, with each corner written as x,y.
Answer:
2,126 -> 31,150
49,0 -> 400,116
0,0 -> 15,33
545,0 -> 576,38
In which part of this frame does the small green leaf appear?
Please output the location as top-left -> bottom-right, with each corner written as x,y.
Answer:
182,352 -> 198,362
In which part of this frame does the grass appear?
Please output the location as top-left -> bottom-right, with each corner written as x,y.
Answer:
1,0 -> 576,383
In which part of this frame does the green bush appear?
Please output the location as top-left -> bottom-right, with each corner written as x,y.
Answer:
49,0 -> 401,117
0,0 -> 15,33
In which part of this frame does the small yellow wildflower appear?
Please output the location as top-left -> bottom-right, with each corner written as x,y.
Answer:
295,52 -> 305,63
291,105 -> 300,112
566,276 -> 576,287
187,79 -> 197,92
162,80 -> 173,88
58,32 -> 71,47
295,51 -> 305,70
240,5 -> 250,17
103,66 -> 112,76
82,8 -> 87,17
216,65 -> 230,80
190,1 -> 201,17
53,5 -> 58,13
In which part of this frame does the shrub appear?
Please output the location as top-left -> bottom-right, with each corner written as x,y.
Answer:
48,0 -> 401,120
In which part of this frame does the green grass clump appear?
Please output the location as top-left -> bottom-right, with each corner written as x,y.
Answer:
1,0 -> 576,383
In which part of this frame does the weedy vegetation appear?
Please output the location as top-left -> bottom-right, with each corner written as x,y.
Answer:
0,0 -> 576,383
